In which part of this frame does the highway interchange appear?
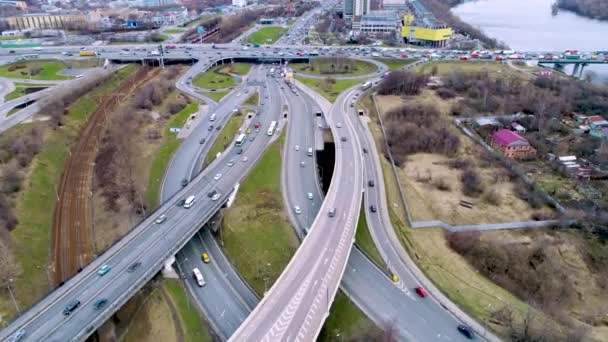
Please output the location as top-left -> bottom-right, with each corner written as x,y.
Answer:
0,10 -> 592,340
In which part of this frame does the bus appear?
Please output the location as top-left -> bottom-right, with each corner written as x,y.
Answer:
307,50 -> 319,56
235,133 -> 246,146
267,121 -> 277,136
20,54 -> 39,60
193,268 -> 206,287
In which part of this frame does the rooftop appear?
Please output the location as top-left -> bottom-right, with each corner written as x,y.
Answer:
492,129 -> 529,147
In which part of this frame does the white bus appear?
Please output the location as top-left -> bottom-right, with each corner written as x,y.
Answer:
267,121 -> 277,136
193,268 -> 206,287
20,54 -> 39,60
235,133 -> 246,146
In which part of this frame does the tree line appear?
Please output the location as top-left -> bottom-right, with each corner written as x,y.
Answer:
558,0 -> 608,21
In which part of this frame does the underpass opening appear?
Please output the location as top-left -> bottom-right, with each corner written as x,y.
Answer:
316,142 -> 335,195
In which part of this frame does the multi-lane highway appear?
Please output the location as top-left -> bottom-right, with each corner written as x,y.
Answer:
0,40 -> 524,341
230,84 -> 363,341
166,65 -> 281,340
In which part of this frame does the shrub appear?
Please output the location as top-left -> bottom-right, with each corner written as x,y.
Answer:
433,178 -> 451,191
483,189 -> 501,206
377,70 -> 429,96
461,167 -> 484,197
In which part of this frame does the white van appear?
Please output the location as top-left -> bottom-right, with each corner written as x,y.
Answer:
184,195 -> 196,209
193,268 -> 206,287
210,113 -> 216,121
307,147 -> 313,157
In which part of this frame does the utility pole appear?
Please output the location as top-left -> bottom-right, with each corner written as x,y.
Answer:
7,279 -> 20,314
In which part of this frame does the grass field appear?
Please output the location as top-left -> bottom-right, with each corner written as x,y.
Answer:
416,60 -> 519,77
246,26 -> 287,45
164,279 -> 212,342
243,91 -> 259,106
222,132 -> 300,294
164,28 -> 185,34
360,92 -> 556,338
354,206 -> 386,269
373,58 -> 417,71
4,82 -> 47,101
295,76 -> 368,103
205,112 -> 244,165
0,60 -> 72,80
319,292 -> 382,341
5,65 -> 138,318
121,285 -> 177,342
193,63 -> 251,90
145,102 -> 198,209
291,59 -> 377,76
204,90 -> 229,102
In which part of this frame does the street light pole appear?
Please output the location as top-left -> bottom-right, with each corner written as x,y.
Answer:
7,278 -> 20,314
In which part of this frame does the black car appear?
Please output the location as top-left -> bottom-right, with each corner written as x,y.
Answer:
457,325 -> 475,339
370,205 -> 377,213
181,178 -> 188,187
177,199 -> 186,207
368,180 -> 375,187
208,125 -> 214,131
127,261 -> 142,273
362,148 -> 368,154
207,190 -> 217,198
63,299 -> 81,316
199,138 -> 206,144
341,137 -> 347,142
93,298 -> 108,311
236,148 -> 243,155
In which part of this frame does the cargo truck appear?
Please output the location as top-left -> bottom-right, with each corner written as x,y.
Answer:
79,51 -> 96,56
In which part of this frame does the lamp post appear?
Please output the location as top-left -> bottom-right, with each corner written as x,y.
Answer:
7,278 -> 20,314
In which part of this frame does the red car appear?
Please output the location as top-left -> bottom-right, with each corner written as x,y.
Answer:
415,286 -> 427,297
400,53 -> 409,58
255,121 -> 260,129
459,55 -> 469,61
470,52 -> 480,58
495,55 -> 505,61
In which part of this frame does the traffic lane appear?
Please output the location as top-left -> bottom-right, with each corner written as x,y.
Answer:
286,114 -> 363,340
235,87 -> 361,340
178,236 -> 251,339
38,190 -> 225,341
20,88 -> 274,340
283,88 -> 320,230
353,105 -> 474,341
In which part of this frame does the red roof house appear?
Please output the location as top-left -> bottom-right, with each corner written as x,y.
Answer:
490,129 -> 537,159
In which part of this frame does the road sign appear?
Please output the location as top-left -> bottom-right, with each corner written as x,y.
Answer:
197,26 -> 205,34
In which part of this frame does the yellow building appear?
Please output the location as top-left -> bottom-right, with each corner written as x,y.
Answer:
401,13 -> 452,47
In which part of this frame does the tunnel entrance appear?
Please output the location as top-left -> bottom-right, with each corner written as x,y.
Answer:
315,143 -> 335,195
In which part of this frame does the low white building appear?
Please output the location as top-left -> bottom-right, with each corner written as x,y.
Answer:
232,0 -> 246,8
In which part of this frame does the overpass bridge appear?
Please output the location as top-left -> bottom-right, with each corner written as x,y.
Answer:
537,58 -> 608,77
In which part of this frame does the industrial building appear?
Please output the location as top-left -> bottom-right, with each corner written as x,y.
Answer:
401,0 -> 451,47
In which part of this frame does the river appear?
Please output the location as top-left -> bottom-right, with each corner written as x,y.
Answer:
452,0 -> 608,81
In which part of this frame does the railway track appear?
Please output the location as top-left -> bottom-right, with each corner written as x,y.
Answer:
51,67 -> 159,285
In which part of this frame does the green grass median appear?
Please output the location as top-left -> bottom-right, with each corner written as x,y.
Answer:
145,101 -> 198,209
0,60 -> 72,80
4,82 -> 47,101
164,279 -> 212,342
205,112 -> 244,166
246,26 -> 287,45
373,58 -> 417,71
295,76 -> 367,103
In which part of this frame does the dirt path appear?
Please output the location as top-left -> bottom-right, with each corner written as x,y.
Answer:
51,67 -> 159,284
161,285 -> 186,342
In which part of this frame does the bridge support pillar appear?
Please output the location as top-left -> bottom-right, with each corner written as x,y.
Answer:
579,63 -> 587,79
572,63 -> 579,77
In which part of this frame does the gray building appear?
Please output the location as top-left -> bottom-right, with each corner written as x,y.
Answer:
344,0 -> 370,20
355,9 -> 400,35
